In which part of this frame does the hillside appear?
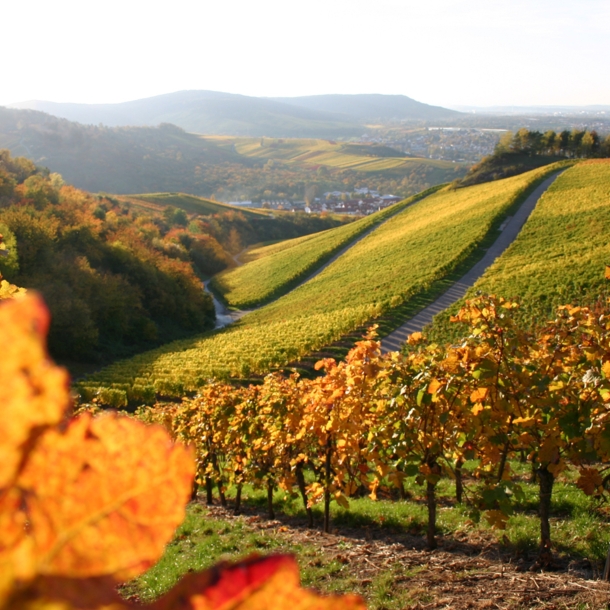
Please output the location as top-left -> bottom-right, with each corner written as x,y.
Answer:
0,149 -> 216,364
0,106 -> 255,194
210,187 -> 441,308
454,128 -> 610,188
77,164 -> 560,403
426,160 -> 610,343
10,90 -> 461,137
9,91 -> 361,138
120,192 -> 270,218
207,136 -> 466,196
0,106 -> 466,199
273,93 -> 461,122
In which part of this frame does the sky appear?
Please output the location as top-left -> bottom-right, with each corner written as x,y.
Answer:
2,0 -> 608,108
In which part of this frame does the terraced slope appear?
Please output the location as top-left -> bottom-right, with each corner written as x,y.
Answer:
426,160 -> 610,342
78,164 -> 561,403
210,188 -> 441,308
120,192 -> 269,218
207,136 -> 463,177
240,236 -> 317,263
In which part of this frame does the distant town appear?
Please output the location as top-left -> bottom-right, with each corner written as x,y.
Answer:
361,127 -> 504,163
230,187 -> 402,216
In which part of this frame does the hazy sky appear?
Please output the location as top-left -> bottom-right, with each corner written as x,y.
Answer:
3,0 -> 608,108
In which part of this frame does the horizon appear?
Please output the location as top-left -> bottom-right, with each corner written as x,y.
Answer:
7,88 -> 610,113
3,0 -> 609,109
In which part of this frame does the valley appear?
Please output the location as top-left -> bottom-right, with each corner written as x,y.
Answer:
3,96 -> 610,610
77,161 -> 565,402
5,2 -> 610,608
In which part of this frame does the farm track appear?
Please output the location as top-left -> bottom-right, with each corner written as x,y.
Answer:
204,504 -> 610,610
380,172 -> 565,353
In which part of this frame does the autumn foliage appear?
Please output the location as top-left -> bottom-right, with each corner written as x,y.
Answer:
0,294 -> 365,610
140,292 -> 610,560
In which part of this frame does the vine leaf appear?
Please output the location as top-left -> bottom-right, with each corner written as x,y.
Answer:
150,554 -> 366,610
0,295 -> 69,488
17,412 -> 195,581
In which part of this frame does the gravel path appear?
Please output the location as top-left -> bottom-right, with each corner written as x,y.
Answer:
380,172 -> 564,353
297,193 -> 428,287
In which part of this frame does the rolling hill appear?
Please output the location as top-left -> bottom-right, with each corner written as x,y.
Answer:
426,159 -> 610,343
77,164 -> 560,403
0,106 -> 252,194
0,107 -> 466,199
209,187 -> 441,308
9,90 -> 461,137
119,192 -> 270,218
273,93 -> 461,122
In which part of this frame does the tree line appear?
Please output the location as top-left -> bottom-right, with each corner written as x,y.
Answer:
497,127 -> 610,158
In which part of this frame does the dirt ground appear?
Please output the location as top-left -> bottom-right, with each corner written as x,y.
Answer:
205,504 -> 610,610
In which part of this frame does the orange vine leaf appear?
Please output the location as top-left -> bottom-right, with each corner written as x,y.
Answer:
17,412 -> 195,581
0,295 -> 70,488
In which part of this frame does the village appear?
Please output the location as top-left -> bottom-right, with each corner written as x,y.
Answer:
230,187 -> 402,216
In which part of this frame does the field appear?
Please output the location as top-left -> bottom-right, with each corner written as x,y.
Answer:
210,187 -> 441,308
206,136 -> 465,181
117,192 -> 270,218
78,163 -> 562,403
426,160 -> 610,343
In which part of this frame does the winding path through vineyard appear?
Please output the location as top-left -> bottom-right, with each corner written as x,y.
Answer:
380,171 -> 565,353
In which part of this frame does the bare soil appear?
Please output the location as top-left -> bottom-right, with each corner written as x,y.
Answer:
204,503 -> 610,609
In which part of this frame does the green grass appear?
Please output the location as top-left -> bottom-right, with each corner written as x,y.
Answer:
125,192 -> 269,218
121,462 -> 610,608
426,160 -> 610,344
210,188 -> 441,308
78,164 -> 564,402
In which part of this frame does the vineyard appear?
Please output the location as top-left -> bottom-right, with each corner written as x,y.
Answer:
120,192 -> 270,218
210,187 -> 441,308
427,160 -> 610,343
0,294 -> 360,610
78,162 -> 562,404
7,159 -> 610,609
209,136 -> 458,173
133,293 -> 610,568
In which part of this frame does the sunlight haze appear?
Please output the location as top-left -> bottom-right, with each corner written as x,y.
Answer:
3,0 -> 608,107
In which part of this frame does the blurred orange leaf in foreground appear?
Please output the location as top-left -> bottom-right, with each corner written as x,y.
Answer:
0,295 -> 365,610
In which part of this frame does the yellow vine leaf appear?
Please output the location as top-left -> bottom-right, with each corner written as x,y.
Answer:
407,332 -> 423,345
512,416 -> 536,427
0,277 -> 27,300
576,467 -> 603,496
0,295 -> 69,488
484,510 -> 509,530
469,387 -> 488,403
427,378 -> 442,394
16,412 -> 195,581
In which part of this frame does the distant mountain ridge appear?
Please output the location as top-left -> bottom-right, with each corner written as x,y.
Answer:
9,90 -> 461,137
272,93 -> 461,122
